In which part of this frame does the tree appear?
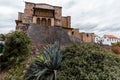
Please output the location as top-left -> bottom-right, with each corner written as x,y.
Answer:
0,31 -> 31,70
0,43 -> 4,53
3,31 -> 31,57
0,33 -> 6,40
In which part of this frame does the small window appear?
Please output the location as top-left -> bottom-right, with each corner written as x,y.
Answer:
86,34 -> 89,37
72,31 -> 74,35
96,38 -> 98,41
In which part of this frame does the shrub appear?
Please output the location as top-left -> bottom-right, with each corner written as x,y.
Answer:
57,44 -> 120,80
112,42 -> 120,54
4,65 -> 25,80
112,42 -> 120,47
0,31 -> 31,70
0,43 -> 4,53
112,46 -> 120,54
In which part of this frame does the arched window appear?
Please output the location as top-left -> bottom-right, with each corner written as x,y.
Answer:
86,33 -> 89,37
37,18 -> 40,24
72,31 -> 74,35
48,19 -> 51,26
41,18 -> 46,26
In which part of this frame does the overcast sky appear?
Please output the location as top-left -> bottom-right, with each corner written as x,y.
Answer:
0,0 -> 120,37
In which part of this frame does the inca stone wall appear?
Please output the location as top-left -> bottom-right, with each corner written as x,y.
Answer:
27,24 -> 81,48
15,2 -> 95,45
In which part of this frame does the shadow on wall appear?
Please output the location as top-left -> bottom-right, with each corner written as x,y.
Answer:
27,24 -> 82,47
27,24 -> 71,47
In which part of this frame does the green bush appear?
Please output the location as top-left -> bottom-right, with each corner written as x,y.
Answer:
4,65 -> 26,80
112,42 -> 120,47
0,31 -> 31,70
57,44 -> 120,80
0,43 -> 4,53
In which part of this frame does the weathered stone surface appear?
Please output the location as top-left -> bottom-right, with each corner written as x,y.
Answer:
27,24 -> 74,47
15,2 -> 95,44
16,2 -> 70,29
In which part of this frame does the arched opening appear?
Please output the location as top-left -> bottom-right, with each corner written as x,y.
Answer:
86,33 -> 89,37
72,31 -> 74,35
48,19 -> 51,26
37,18 -> 40,24
41,18 -> 46,26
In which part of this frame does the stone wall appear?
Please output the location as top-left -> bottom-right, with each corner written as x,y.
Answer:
16,2 -> 71,29
34,9 -> 54,17
15,2 -> 95,44
79,33 -> 94,43
27,24 -> 81,48
35,4 -> 54,10
54,7 -> 62,26
18,12 -> 24,21
62,16 -> 71,28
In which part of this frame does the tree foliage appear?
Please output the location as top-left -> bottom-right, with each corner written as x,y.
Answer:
0,33 -> 6,40
3,31 -> 30,56
0,43 -> 4,53
57,44 -> 120,80
0,31 -> 31,70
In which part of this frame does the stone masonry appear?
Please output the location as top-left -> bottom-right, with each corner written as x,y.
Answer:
15,2 -> 71,30
15,2 -> 95,43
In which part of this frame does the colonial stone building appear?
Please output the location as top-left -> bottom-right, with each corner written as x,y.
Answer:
15,2 -> 94,43
15,2 -> 71,30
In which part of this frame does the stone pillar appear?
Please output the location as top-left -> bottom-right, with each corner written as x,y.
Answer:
33,16 -> 37,23
40,17 -> 42,25
51,18 -> 54,26
46,18 -> 48,26
67,16 -> 71,28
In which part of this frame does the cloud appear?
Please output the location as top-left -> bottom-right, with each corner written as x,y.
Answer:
0,0 -> 120,37
63,0 -> 77,9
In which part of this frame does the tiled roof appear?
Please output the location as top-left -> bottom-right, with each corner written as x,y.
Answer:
105,34 -> 118,39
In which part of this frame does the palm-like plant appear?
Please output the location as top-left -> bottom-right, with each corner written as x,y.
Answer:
25,41 -> 62,80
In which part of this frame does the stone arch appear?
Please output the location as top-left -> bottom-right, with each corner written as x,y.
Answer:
48,19 -> 51,26
37,18 -> 40,24
41,18 -> 46,26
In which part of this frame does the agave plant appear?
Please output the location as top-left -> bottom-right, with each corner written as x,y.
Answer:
25,41 -> 62,80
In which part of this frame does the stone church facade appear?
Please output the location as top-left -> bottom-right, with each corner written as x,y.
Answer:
15,2 -> 94,43
15,2 -> 71,30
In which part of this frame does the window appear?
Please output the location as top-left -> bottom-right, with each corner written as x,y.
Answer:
41,18 -> 46,26
37,18 -> 40,24
104,36 -> 106,38
112,38 -> 114,41
86,34 -> 89,37
96,38 -> 98,41
72,31 -> 74,35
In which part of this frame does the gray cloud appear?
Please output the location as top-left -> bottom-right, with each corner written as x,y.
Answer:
0,0 -> 24,9
0,0 -> 120,37
75,23 -> 98,31
64,0 -> 77,9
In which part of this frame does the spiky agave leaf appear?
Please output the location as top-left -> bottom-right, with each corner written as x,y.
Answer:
38,41 -> 62,69
35,68 -> 48,80
25,41 -> 62,80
